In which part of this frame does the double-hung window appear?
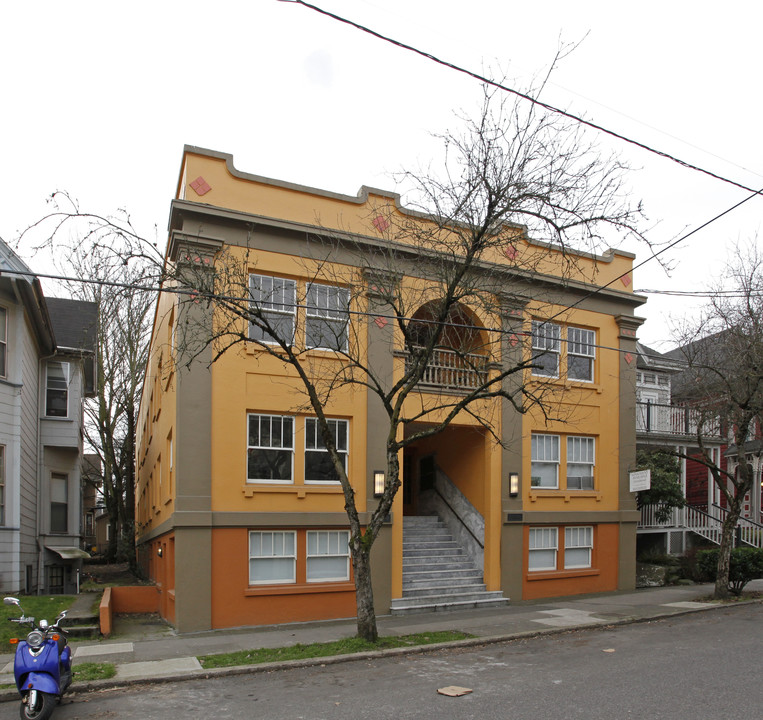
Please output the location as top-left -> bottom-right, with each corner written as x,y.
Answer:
567,327 -> 595,382
306,530 -> 350,582
528,527 -> 558,571
0,306 -> 6,378
247,414 -> 294,483
531,321 -> 561,378
0,446 -> 4,525
566,436 -> 595,490
249,274 -> 296,345
305,418 -> 348,483
46,361 -> 69,417
564,526 -> 593,569
531,434 -> 559,488
305,283 -> 349,352
249,531 -> 296,584
50,473 -> 68,533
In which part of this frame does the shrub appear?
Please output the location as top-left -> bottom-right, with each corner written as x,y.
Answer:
696,547 -> 763,595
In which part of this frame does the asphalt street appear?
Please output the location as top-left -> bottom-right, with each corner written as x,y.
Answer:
37,602 -> 762,720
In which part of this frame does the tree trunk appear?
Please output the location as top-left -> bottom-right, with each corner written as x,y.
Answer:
351,541 -> 378,642
714,504 -> 741,599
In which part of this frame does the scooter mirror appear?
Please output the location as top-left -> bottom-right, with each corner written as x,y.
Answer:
3,597 -> 20,606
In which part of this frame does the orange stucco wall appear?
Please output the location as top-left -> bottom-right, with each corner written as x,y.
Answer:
210,528 -> 357,628
521,523 -> 620,600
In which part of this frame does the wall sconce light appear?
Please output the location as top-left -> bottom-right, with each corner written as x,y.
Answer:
157,546 -> 163,558
509,472 -> 519,497
373,470 -> 385,497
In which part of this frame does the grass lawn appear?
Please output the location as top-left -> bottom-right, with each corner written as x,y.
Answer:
0,597 -> 74,647
199,630 -> 474,669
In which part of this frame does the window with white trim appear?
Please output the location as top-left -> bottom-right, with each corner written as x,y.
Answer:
50,472 -> 68,534
305,418 -> 348,483
249,531 -> 296,584
566,436 -> 595,490
247,414 -> 294,483
305,283 -> 349,351
567,327 -> 595,382
531,434 -> 559,488
45,361 -> 69,417
0,445 -> 5,526
306,530 -> 350,582
528,527 -> 558,571
249,274 -> 297,345
564,526 -> 593,569
531,321 -> 560,378
0,306 -> 6,378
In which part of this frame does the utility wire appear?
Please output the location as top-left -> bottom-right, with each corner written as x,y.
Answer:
283,0 -> 763,200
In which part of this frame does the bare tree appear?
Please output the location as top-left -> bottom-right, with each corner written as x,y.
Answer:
20,206 -> 157,564
671,240 -> 763,598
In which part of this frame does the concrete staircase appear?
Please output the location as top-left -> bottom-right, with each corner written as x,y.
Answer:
390,515 -> 508,615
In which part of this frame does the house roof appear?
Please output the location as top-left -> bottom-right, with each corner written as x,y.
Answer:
635,342 -> 684,373
46,297 -> 98,353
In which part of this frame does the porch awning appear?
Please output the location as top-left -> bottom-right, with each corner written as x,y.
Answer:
46,545 -> 90,560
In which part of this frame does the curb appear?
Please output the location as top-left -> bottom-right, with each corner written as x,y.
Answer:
2,597 -> 759,703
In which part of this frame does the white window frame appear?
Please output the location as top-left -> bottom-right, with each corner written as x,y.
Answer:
50,472 -> 68,534
567,327 -> 595,382
531,321 -> 561,378
249,274 -> 297,346
0,306 -> 7,379
528,527 -> 558,571
306,530 -> 350,582
249,531 -> 296,585
304,418 -> 348,484
246,414 -> 295,484
45,360 -> 70,418
0,445 -> 5,526
531,434 -> 560,489
305,283 -> 349,352
564,526 -> 593,569
566,436 -> 595,490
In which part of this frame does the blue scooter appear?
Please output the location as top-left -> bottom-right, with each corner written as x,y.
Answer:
4,596 -> 72,720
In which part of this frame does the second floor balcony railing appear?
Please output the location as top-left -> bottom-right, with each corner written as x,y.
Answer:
406,346 -> 488,391
636,401 -> 721,438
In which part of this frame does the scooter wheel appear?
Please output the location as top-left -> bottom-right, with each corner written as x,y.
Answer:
20,691 -> 56,720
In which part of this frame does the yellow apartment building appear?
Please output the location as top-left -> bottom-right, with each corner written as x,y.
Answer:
136,146 -> 645,631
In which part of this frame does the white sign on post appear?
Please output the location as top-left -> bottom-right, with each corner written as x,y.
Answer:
629,469 -> 651,493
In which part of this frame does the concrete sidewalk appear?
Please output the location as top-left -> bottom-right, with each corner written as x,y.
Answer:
1,580 -> 761,699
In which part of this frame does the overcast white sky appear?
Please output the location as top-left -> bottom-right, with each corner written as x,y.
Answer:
2,0 -> 761,350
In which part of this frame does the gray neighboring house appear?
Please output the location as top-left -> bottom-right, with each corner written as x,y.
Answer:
0,240 -> 97,594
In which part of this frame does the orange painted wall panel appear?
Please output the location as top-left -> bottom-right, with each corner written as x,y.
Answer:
522,524 -> 620,600
210,527 -> 357,629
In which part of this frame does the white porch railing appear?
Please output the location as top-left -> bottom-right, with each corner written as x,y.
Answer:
638,503 -> 763,549
407,347 -> 488,391
636,402 -> 721,437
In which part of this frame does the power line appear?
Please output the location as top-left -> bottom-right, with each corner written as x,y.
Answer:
283,0 -> 763,200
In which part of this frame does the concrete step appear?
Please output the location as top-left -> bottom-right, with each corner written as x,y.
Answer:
390,594 -> 510,615
404,573 -> 484,588
65,624 -> 100,639
402,583 -> 487,598
403,557 -> 474,570
402,545 -> 463,557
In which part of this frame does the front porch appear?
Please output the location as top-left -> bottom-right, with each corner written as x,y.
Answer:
638,503 -> 763,553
